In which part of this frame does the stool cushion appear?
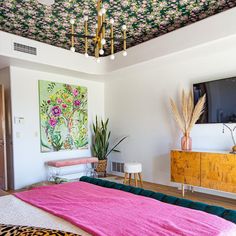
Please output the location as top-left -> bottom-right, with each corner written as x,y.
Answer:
124,163 -> 142,173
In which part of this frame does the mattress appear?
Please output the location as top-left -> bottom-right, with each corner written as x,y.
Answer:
13,182 -> 236,236
0,195 -> 91,236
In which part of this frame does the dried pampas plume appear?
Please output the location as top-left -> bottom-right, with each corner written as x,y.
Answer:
170,90 -> 206,134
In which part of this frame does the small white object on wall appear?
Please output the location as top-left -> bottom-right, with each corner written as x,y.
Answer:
16,132 -> 21,139
14,117 -> 24,125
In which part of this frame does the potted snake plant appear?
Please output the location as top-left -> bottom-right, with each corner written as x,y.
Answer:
92,116 -> 127,177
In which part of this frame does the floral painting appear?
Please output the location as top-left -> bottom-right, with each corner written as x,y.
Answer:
39,80 -> 88,152
1,1 -> 236,56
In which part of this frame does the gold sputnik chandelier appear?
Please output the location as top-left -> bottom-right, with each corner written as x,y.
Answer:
66,0 -> 127,63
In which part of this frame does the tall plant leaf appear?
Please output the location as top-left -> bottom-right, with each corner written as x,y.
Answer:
105,136 -> 128,158
92,116 -> 127,160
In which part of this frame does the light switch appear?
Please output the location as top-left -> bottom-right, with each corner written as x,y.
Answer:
14,117 -> 25,125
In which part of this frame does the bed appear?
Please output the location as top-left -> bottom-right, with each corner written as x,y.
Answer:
0,177 -> 236,236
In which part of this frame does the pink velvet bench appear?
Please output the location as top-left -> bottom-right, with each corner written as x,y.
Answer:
47,157 -> 98,181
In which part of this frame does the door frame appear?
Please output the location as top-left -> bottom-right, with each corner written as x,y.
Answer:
0,84 -> 8,190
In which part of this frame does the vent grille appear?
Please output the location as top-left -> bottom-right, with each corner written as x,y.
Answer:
14,42 -> 37,55
111,161 -> 124,173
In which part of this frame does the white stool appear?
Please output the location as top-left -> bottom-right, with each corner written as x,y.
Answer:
123,162 -> 143,187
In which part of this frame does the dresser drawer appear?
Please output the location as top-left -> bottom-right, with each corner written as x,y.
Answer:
201,153 -> 236,193
171,150 -> 201,186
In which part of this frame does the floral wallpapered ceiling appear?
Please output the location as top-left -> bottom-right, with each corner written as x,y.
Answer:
0,0 -> 236,56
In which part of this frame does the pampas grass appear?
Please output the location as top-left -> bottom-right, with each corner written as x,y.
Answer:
170,90 -> 206,135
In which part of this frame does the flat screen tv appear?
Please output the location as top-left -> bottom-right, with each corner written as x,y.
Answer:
193,77 -> 236,124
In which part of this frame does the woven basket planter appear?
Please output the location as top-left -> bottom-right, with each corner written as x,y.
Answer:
95,159 -> 107,177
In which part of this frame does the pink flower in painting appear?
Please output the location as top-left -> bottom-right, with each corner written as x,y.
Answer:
72,88 -> 78,97
57,98 -> 63,104
62,104 -> 67,109
49,117 -> 57,127
74,100 -> 81,106
51,106 -> 61,116
47,100 -> 51,104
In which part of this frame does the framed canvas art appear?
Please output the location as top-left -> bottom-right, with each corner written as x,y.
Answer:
38,80 -> 88,152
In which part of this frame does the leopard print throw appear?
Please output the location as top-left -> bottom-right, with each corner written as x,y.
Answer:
0,224 -> 82,235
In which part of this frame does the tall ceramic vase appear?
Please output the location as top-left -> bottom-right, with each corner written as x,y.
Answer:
181,133 -> 192,151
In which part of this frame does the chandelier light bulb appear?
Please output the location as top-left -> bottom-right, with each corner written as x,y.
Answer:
84,53 -> 89,58
122,25 -> 127,31
110,54 -> 115,60
84,15 -> 88,21
101,8 -> 106,14
70,18 -> 75,25
96,58 -> 101,63
110,18 -> 114,25
70,47 -> 75,52
101,38 -> 106,45
99,49 -> 104,55
123,50 -> 127,57
95,23 -> 98,29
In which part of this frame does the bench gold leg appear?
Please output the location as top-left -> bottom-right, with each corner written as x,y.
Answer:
182,184 -> 185,197
123,173 -> 128,184
129,173 -> 132,185
134,173 -> 138,187
138,173 -> 143,188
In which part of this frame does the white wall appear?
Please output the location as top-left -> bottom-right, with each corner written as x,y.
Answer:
9,66 -> 104,189
105,35 -> 236,199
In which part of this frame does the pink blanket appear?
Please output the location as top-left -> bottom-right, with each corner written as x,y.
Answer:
14,182 -> 236,236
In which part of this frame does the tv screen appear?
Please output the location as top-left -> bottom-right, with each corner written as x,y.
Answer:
193,77 -> 236,124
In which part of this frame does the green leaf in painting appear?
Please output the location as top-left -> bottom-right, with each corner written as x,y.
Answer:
47,82 -> 56,93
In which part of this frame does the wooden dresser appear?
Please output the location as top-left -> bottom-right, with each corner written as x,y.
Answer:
171,150 -> 236,196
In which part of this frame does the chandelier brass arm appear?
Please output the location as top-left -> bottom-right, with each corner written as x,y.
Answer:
66,34 -> 95,39
67,0 -> 127,62
66,33 -> 127,41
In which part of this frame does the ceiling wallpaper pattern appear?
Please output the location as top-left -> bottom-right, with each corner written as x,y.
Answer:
0,0 -> 236,56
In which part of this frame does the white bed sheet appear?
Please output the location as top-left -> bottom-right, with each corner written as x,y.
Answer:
0,195 -> 91,236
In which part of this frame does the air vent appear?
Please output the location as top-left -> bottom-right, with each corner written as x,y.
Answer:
111,161 -> 124,173
14,42 -> 37,55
